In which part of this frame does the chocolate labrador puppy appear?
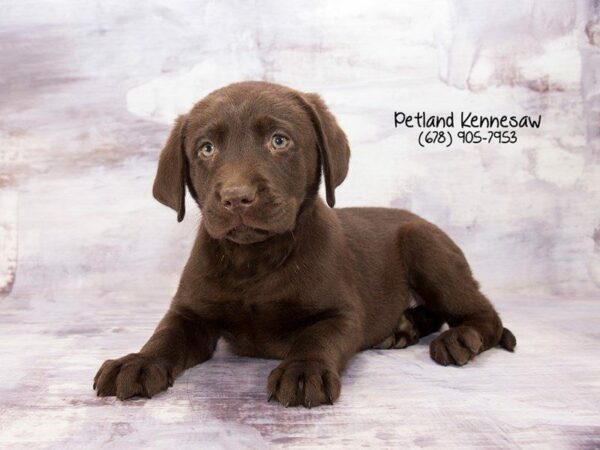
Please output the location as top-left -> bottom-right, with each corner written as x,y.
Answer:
94,81 -> 516,407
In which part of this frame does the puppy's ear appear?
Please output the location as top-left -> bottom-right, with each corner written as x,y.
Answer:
152,115 -> 188,222
297,93 -> 350,208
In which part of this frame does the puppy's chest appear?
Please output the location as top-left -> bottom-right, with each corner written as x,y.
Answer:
204,293 -> 323,357
216,294 -> 315,332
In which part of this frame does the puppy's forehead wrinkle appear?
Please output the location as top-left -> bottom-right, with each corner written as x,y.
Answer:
192,121 -> 229,145
253,115 -> 295,135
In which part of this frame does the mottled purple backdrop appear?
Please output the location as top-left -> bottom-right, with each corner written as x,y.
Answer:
1,1 -> 599,448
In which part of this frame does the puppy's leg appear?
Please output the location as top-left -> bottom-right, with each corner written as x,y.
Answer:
398,221 -> 516,366
94,307 -> 218,399
372,306 -> 443,349
267,314 -> 361,408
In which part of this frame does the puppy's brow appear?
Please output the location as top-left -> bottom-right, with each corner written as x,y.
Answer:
195,122 -> 228,145
253,115 -> 294,135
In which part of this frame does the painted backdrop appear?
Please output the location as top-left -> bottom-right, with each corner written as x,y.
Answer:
2,0 -> 598,300
1,1 -> 599,447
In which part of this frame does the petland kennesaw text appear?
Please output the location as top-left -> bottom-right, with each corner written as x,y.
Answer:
394,112 -> 542,129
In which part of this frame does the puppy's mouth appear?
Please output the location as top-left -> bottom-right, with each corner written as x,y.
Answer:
226,224 -> 274,244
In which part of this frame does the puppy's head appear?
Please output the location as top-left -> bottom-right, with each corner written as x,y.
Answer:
152,81 -> 350,244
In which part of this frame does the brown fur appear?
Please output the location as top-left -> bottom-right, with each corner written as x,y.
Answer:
94,81 -> 516,407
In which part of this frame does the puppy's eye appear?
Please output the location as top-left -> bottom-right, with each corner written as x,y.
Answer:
270,134 -> 290,150
198,142 -> 215,158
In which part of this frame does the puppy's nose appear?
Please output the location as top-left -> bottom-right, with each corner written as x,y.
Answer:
221,185 -> 257,212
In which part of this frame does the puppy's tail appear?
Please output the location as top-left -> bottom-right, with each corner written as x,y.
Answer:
499,327 -> 517,352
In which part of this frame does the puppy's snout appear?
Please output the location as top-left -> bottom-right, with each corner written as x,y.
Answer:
221,185 -> 257,212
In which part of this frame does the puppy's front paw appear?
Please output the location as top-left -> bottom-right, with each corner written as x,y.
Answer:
93,353 -> 173,400
267,359 -> 340,408
430,326 -> 483,366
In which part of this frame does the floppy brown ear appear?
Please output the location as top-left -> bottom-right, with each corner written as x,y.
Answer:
298,93 -> 350,207
152,115 -> 188,222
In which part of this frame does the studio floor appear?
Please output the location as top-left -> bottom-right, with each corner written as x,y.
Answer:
1,292 -> 599,448
2,0 -> 600,448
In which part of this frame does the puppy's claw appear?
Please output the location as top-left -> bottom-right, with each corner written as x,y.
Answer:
268,393 -> 274,402
284,401 -> 290,408
500,327 -> 517,352
306,401 -> 312,409
326,395 -> 334,405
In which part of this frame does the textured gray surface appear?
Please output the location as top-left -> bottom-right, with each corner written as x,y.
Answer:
1,291 -> 599,448
1,0 -> 599,448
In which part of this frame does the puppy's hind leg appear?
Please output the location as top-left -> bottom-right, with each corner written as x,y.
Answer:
372,306 -> 444,350
397,221 -> 516,366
